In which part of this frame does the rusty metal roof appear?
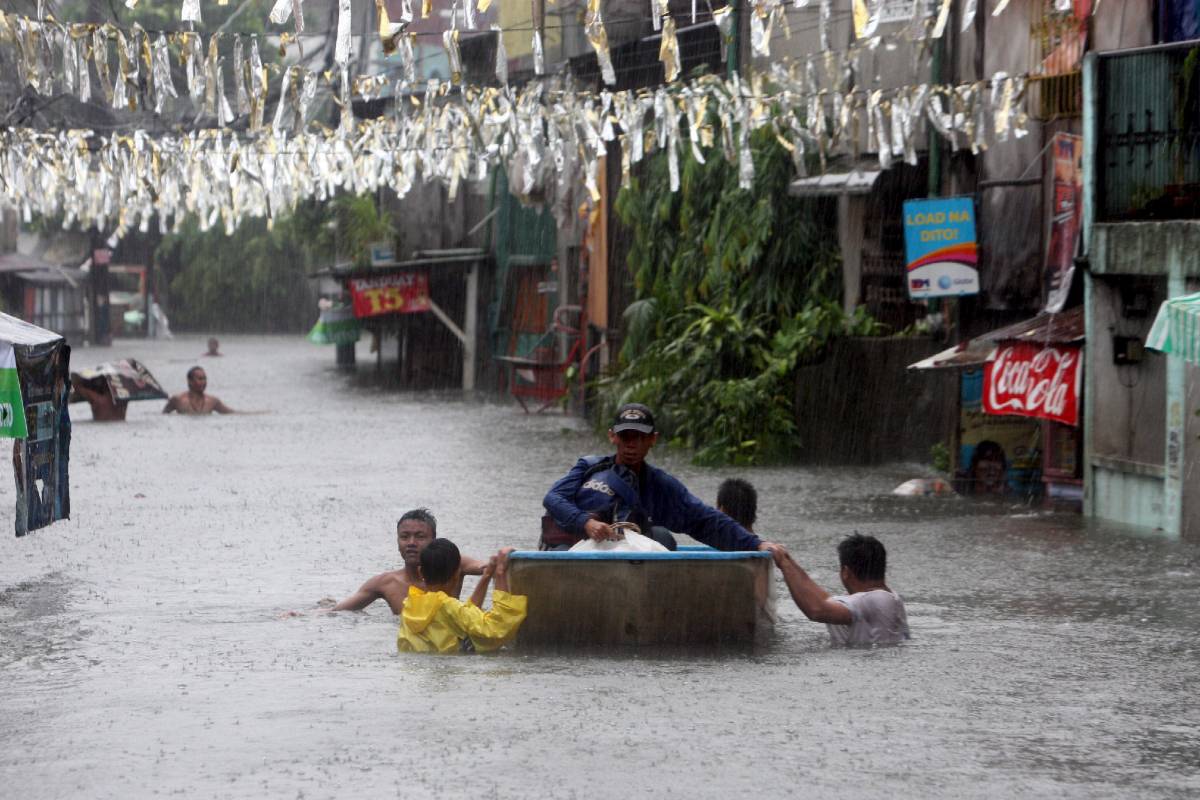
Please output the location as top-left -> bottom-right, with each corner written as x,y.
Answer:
908,306 -> 1085,370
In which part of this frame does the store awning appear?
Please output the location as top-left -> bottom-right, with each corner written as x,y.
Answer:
788,168 -> 882,197
1146,291 -> 1200,364
908,306 -> 1086,370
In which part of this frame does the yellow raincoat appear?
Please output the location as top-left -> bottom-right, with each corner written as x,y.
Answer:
397,585 -> 528,654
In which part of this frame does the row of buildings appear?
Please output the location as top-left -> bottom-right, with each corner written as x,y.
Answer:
1,0 -> 1196,539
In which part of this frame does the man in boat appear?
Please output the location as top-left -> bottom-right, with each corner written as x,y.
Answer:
770,533 -> 910,646
333,508 -> 487,614
542,403 -> 782,554
162,366 -> 234,415
717,478 -> 757,533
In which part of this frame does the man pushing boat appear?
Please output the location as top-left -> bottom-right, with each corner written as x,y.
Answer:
541,403 -> 783,556
334,508 -> 486,613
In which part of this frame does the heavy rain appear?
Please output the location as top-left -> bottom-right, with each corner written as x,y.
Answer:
2,0 -> 1200,798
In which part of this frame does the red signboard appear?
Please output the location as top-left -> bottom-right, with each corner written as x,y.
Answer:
984,342 -> 1081,427
348,272 -> 431,318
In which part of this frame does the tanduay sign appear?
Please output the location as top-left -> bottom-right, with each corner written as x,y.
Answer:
903,196 -> 981,300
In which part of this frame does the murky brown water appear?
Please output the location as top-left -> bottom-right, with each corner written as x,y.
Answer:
1,335 -> 1198,798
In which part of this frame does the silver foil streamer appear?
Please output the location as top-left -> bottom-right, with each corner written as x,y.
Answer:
335,0 -> 353,65
713,6 -> 734,63
339,66 -> 354,135
62,30 -> 76,97
992,0 -> 1012,17
299,70 -> 318,128
401,0 -> 414,22
292,0 -> 305,34
750,7 -> 771,58
819,0 -> 831,50
399,33 -> 416,84
152,34 -> 176,114
77,33 -> 91,103
533,30 -> 544,75
961,0 -> 977,31
181,0 -> 202,24
186,33 -> 206,101
268,0 -> 293,24
233,36 -> 249,117
273,67 -> 294,131
931,0 -> 951,37
492,26 -> 508,84
205,35 -> 219,118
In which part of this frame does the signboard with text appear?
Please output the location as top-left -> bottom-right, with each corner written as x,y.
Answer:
1044,133 -> 1083,313
348,272 -> 431,318
984,342 -> 1081,427
903,196 -> 980,300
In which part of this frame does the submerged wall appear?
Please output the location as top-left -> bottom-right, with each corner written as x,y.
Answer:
792,337 -> 957,466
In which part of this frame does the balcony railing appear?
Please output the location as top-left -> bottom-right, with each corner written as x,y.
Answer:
1096,40 -> 1200,222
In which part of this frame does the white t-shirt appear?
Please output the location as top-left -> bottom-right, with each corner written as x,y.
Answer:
827,589 -> 910,646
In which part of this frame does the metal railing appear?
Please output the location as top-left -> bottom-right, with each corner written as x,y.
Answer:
1096,40 -> 1200,221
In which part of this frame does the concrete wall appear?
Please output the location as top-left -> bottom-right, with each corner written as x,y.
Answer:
1088,277 -> 1168,465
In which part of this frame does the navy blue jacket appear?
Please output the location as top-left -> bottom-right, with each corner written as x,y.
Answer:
543,455 -> 762,551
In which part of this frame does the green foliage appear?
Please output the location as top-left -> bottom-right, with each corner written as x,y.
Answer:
602,129 -> 883,465
930,441 -> 951,474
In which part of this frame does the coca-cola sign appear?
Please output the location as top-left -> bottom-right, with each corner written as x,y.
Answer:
984,342 -> 1082,426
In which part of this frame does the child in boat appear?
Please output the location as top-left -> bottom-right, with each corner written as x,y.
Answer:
717,478 -> 757,532
397,540 -> 527,654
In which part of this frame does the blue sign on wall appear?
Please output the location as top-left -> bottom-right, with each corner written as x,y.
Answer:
903,196 -> 980,300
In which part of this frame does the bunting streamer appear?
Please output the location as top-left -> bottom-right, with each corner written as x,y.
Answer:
0,9 -> 1034,234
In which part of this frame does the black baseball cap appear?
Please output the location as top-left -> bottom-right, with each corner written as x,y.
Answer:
611,403 -> 656,434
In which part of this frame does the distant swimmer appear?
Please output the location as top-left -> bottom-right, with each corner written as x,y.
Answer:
162,366 -> 234,415
333,508 -> 487,614
717,478 -> 757,533
771,533 -> 910,646
203,337 -> 222,357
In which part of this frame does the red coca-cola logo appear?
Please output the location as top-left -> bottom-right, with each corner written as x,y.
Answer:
984,343 -> 1081,426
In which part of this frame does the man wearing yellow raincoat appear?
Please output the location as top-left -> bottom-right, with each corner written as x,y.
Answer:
398,540 -> 527,654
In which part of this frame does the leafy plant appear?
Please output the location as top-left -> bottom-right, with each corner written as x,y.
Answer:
600,129 -> 882,465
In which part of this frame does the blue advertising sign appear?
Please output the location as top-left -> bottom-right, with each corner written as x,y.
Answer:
903,196 -> 980,300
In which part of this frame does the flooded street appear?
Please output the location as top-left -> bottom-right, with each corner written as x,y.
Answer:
1,334 -> 1198,798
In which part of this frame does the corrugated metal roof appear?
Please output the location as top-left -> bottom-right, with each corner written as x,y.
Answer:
908,306 -> 1085,370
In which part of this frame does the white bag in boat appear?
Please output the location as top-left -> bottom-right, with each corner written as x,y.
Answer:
569,531 -> 669,553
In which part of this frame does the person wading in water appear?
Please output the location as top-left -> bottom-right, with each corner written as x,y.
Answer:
162,366 -> 234,415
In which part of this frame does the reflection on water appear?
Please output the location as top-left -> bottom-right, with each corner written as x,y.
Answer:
1,335 -> 1198,799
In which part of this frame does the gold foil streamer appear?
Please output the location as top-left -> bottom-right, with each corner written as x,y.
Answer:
93,27 -> 114,105
205,34 -> 220,118
585,0 -> 616,86
658,15 -> 680,83
376,0 -> 405,55
443,29 -> 463,84
250,36 -> 266,129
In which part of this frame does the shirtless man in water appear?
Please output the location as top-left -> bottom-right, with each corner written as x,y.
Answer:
333,508 -> 486,614
162,366 -> 234,415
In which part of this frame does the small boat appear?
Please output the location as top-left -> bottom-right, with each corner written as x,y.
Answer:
507,546 -> 775,649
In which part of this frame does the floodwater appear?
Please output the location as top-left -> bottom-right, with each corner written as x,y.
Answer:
1,335 -> 1198,799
